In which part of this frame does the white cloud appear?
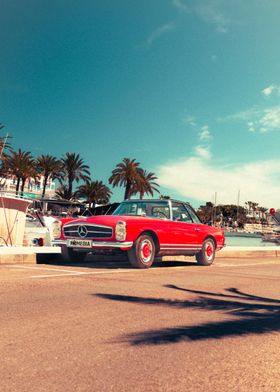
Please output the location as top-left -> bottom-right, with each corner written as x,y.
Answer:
172,0 -> 229,33
248,106 -> 280,133
147,22 -> 175,45
259,107 -> 280,131
195,3 -> 228,33
172,0 -> 190,13
247,121 -> 255,132
218,107 -> 261,122
183,115 -> 197,126
262,86 -> 275,97
199,125 -> 211,140
157,156 -> 280,207
195,146 -> 211,159
220,105 -> 280,133
262,85 -> 280,97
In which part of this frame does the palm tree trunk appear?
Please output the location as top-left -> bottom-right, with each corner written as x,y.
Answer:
124,181 -> 131,200
68,180 -> 73,199
42,176 -> 48,199
20,177 -> 26,196
15,177 -> 20,195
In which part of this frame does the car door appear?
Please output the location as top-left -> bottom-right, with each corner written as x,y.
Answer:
166,202 -> 202,252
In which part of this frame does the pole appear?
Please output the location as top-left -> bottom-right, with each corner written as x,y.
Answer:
0,133 -> 9,159
237,190 -> 240,222
213,192 -> 217,226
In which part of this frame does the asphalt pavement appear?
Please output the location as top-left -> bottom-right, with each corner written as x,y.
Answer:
1,256 -> 280,392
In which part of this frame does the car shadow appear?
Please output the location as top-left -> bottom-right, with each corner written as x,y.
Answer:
37,254 -> 197,270
95,286 -> 280,345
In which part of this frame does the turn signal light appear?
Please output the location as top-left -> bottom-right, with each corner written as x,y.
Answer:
52,220 -> 62,239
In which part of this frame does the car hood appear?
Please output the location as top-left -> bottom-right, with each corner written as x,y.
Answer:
63,214 -> 160,226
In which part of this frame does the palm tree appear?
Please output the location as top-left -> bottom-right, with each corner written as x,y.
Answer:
76,180 -> 112,207
259,206 -> 267,222
59,153 -> 91,199
4,149 -> 36,195
251,202 -> 259,220
131,169 -> 160,199
109,158 -> 142,200
55,184 -> 75,201
36,154 -> 62,198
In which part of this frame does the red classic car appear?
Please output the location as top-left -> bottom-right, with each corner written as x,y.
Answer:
52,199 -> 225,268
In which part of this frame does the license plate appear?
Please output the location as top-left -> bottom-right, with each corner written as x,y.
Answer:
67,239 -> 92,248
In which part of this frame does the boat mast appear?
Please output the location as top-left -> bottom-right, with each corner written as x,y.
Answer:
237,190 -> 240,222
0,133 -> 9,159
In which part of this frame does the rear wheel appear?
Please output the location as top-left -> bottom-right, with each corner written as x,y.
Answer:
196,238 -> 215,266
61,246 -> 87,263
127,234 -> 155,269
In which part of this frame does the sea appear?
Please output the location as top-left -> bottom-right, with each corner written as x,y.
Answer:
224,233 -> 279,247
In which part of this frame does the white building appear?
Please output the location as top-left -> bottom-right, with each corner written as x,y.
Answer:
0,175 -> 56,198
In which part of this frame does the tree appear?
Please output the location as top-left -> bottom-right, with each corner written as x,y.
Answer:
36,154 -> 62,198
59,153 -> 91,199
109,158 -> 143,200
76,180 -> 112,207
131,169 -> 160,199
55,185 -> 75,201
197,202 -> 214,223
4,149 -> 36,195
258,206 -> 268,223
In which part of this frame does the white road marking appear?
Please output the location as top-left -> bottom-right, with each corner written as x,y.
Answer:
9,265 -> 84,274
31,269 -> 140,278
217,261 -> 280,267
8,260 -> 279,280
30,265 -> 189,279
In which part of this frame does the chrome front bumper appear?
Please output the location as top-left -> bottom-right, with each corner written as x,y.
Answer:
52,240 -> 133,249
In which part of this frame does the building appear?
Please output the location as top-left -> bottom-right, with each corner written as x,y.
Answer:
0,175 -> 56,199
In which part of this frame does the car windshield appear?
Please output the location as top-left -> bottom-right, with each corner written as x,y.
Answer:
113,200 -> 171,219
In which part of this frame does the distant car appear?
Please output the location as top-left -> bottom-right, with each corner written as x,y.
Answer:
24,213 -> 51,246
51,199 -> 225,268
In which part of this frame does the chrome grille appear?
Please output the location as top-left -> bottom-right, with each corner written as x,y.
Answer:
63,224 -> 113,239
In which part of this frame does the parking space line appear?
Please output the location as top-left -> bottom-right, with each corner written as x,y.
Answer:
217,261 -> 280,267
31,269 -> 144,278
9,265 -> 84,274
30,266 -> 191,279
9,261 -> 280,280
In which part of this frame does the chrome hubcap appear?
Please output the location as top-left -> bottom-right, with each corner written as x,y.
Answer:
140,239 -> 153,263
205,241 -> 214,260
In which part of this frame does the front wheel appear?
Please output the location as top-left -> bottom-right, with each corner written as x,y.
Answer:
127,234 -> 155,269
196,238 -> 215,266
61,246 -> 87,263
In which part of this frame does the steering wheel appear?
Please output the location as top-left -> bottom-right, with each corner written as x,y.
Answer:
156,211 -> 168,219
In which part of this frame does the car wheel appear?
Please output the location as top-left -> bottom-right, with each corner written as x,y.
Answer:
61,245 -> 87,263
196,238 -> 215,266
127,234 -> 155,269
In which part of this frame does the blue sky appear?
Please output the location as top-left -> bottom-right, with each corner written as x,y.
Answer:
1,0 -> 280,208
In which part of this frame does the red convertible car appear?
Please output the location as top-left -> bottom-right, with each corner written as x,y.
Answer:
52,199 -> 225,268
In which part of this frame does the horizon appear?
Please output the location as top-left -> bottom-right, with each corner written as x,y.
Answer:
2,1 -> 280,208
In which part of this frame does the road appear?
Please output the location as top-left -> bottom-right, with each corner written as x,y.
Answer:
1,256 -> 280,392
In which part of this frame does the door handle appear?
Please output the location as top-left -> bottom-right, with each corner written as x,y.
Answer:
194,228 -> 201,232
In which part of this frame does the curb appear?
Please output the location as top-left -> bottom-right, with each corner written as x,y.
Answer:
0,246 -> 61,265
0,246 -> 279,265
216,246 -> 280,258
